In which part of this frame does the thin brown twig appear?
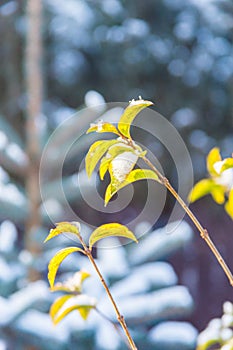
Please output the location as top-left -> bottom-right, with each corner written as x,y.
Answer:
95,307 -> 132,350
142,155 -> 233,287
77,233 -> 137,350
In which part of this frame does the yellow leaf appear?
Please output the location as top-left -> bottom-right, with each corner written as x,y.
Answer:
54,305 -> 93,324
188,179 -> 215,203
99,143 -> 136,180
51,295 -> 96,324
50,295 -> 74,321
104,169 -> 159,205
48,247 -> 85,288
109,151 -> 138,183
210,186 -> 225,204
207,147 -> 222,177
99,156 -> 112,180
89,223 -> 138,249
52,270 -> 91,293
225,188 -> 233,219
118,99 -> 153,139
85,140 -> 118,178
86,122 -> 120,136
44,222 -> 80,243
214,158 -> 233,174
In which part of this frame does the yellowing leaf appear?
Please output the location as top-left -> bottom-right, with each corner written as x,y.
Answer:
99,156 -> 112,180
54,305 -> 93,324
51,295 -> 96,324
118,99 -> 153,139
52,270 -> 91,293
44,222 -> 80,243
48,247 -> 85,288
85,140 -> 118,178
109,151 -> 138,183
214,158 -> 233,174
105,169 -> 159,205
86,122 -> 120,136
207,147 -> 222,177
225,188 -> 233,219
99,143 -> 135,180
210,186 -> 225,204
89,223 -> 138,249
188,179 -> 215,203
50,295 -> 73,320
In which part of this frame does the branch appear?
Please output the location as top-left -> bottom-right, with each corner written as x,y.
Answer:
142,155 -> 233,287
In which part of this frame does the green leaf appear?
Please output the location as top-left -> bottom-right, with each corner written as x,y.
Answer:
207,147 -> 222,177
118,99 -> 153,139
225,188 -> 233,219
188,179 -> 216,202
52,270 -> 91,293
89,223 -> 138,249
48,247 -> 85,288
85,139 -> 118,178
86,122 -> 120,136
44,222 -> 81,243
214,158 -> 233,174
105,169 -> 159,205
51,295 -> 96,324
99,143 -> 136,180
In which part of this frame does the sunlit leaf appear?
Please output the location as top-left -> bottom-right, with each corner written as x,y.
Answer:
225,188 -> 233,219
52,270 -> 91,293
85,139 -> 118,178
210,186 -> 225,204
118,99 -> 153,139
188,179 -> 216,202
99,143 -> 136,180
214,158 -> 233,174
196,337 -> 221,350
99,155 -> 112,180
105,169 -> 159,205
50,295 -> 74,320
48,247 -> 85,288
87,122 -> 121,136
110,151 -> 138,183
51,295 -> 96,324
207,147 -> 222,177
44,222 -> 81,243
89,223 -> 138,249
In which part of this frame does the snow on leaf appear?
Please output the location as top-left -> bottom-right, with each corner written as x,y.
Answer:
86,121 -> 120,136
52,270 -> 90,293
207,147 -> 222,177
99,143 -> 135,180
104,169 -> 159,205
50,294 -> 96,324
118,99 -> 153,139
214,158 -> 233,174
110,151 -> 138,183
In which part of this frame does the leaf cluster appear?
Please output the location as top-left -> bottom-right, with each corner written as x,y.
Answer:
45,221 -> 137,324
85,98 -> 159,205
189,148 -> 233,219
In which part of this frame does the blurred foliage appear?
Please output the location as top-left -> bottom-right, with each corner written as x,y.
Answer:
197,301 -> 233,350
0,0 -> 232,231
189,147 -> 233,219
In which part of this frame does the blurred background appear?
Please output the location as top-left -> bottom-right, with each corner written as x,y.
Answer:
0,0 -> 233,349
